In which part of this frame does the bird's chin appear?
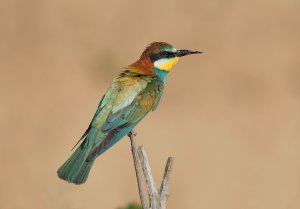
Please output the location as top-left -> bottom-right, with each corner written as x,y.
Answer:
154,57 -> 179,72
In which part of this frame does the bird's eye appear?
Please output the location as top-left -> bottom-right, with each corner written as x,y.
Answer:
160,51 -> 168,57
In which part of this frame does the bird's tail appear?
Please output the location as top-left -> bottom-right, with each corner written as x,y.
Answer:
57,146 -> 94,184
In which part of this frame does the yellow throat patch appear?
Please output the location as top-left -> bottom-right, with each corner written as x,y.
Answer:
154,57 -> 179,72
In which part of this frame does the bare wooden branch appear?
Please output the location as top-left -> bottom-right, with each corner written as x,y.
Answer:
158,157 -> 175,209
128,132 -> 148,209
138,146 -> 158,209
128,131 -> 175,209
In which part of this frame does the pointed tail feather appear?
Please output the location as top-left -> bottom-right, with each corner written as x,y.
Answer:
57,146 -> 94,184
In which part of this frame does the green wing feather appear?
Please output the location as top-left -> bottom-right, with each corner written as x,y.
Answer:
86,75 -> 164,161
57,71 -> 164,184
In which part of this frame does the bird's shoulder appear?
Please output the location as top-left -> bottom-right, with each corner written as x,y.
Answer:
90,71 -> 163,127
106,71 -> 161,112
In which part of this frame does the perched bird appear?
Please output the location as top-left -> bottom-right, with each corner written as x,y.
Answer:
57,42 -> 201,184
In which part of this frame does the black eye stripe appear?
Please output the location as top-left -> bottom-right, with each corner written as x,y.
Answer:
160,51 -> 175,58
150,51 -> 176,62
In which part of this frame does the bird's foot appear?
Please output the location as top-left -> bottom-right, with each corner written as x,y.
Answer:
127,129 -> 137,138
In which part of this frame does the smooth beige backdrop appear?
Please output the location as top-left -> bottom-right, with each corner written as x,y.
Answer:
1,0 -> 300,209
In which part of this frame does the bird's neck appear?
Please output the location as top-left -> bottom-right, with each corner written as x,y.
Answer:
127,57 -> 169,83
127,57 -> 155,76
154,68 -> 169,83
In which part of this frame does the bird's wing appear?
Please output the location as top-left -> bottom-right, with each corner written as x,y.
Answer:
90,75 -> 149,129
71,95 -> 107,150
86,77 -> 161,161
74,73 -> 152,148
101,87 -> 155,132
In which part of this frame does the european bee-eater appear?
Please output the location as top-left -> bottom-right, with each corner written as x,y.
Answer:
57,42 -> 201,184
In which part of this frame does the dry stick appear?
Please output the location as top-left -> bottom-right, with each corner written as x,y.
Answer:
129,131 -> 175,209
138,147 -> 175,209
138,146 -> 159,209
158,157 -> 175,209
128,132 -> 148,209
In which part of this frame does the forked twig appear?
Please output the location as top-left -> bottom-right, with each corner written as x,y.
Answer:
128,131 -> 175,209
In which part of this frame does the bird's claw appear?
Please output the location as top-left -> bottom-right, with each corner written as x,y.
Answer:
127,130 -> 137,137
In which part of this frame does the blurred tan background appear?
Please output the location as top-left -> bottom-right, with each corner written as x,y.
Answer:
1,0 -> 300,209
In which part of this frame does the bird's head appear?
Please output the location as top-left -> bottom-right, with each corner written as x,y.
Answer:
127,42 -> 201,77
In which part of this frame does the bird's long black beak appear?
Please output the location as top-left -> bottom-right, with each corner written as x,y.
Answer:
176,50 -> 202,57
